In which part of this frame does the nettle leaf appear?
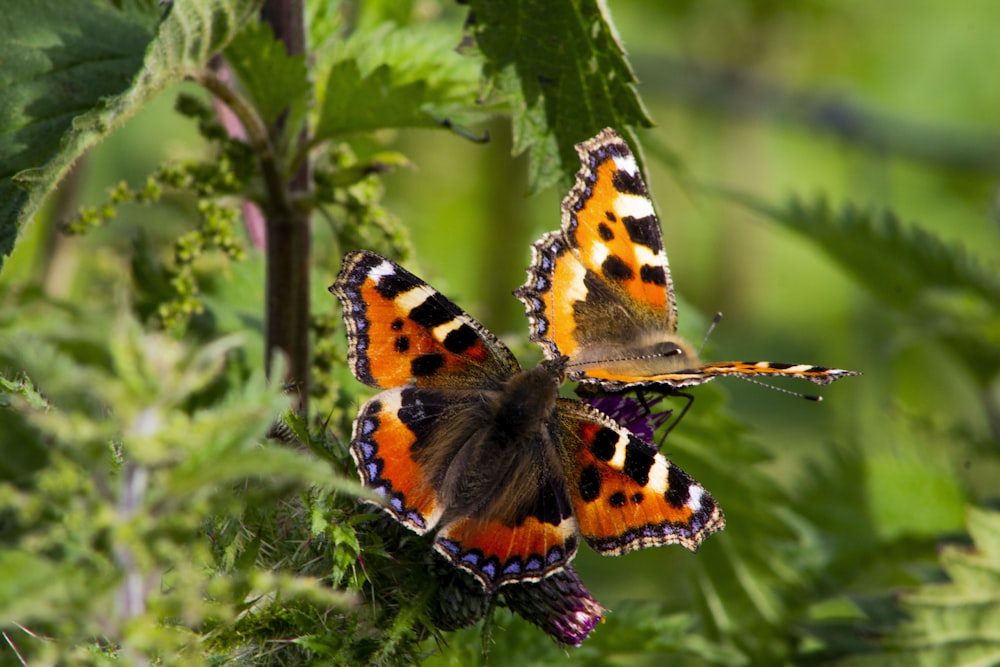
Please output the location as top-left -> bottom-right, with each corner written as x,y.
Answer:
761,196 -> 1000,383
465,0 -> 653,192
314,22 -> 485,140
0,0 -> 261,273
224,19 -> 310,127
844,507 -> 1000,666
775,197 -> 1000,310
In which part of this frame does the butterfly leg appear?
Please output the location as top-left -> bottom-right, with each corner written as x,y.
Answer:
655,390 -> 695,447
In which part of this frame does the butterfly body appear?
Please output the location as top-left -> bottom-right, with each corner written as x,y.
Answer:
333,250 -> 723,591
517,128 -> 860,392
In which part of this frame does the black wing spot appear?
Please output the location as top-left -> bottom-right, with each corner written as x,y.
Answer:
640,264 -> 666,286
608,491 -> 627,508
409,297 -> 459,329
622,215 -> 663,253
612,168 -> 646,196
665,466 -> 693,509
591,427 -> 618,462
622,438 -> 653,486
597,222 -> 614,241
411,353 -> 444,377
374,273 -> 412,300
394,336 -> 410,353
579,465 -> 602,502
443,323 -> 478,354
602,255 -> 633,282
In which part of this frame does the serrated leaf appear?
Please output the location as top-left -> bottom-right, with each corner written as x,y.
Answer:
315,23 -> 484,140
465,0 -> 653,192
224,19 -> 310,127
844,507 -> 1000,667
723,192 -> 1000,384
777,197 -> 1000,309
0,0 -> 261,273
0,373 -> 49,411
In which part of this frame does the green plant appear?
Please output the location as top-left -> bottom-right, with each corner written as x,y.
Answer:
2,0 -> 998,664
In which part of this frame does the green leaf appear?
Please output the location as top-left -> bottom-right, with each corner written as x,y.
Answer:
224,19 -> 310,127
0,372 -> 49,411
0,0 -> 261,273
737,195 -> 1000,384
465,0 -> 654,192
777,197 -> 1000,310
315,23 -> 485,140
844,507 -> 1000,666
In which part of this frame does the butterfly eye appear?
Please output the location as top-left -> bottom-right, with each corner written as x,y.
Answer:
650,341 -> 685,358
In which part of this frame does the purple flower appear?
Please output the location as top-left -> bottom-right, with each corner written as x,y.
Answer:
502,565 -> 605,646
585,394 -> 673,444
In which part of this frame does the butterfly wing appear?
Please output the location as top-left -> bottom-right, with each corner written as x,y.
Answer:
516,129 -> 698,389
334,251 -> 523,540
434,473 -> 578,591
556,399 -> 724,554
518,129 -> 859,391
350,386 -> 447,534
332,250 -> 519,389
664,361 -> 860,386
559,128 -> 677,329
341,303 -> 579,591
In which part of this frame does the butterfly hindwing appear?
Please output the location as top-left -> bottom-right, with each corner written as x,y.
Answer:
332,250 -> 519,389
434,472 -> 579,590
556,399 -> 724,554
350,386 -> 447,534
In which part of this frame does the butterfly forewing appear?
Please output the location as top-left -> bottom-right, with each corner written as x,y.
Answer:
333,250 -> 519,389
563,128 -> 677,327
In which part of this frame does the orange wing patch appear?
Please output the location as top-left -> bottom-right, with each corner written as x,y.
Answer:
351,387 -> 444,534
567,144 -> 670,314
332,250 -> 518,389
559,401 -> 724,554
435,514 -> 579,590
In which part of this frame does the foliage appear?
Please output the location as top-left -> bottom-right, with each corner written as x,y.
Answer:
1,0 -> 998,665
0,0 -> 261,272
465,0 -> 653,191
836,507 -> 1000,667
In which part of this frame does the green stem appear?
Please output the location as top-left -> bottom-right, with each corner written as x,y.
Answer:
194,70 -> 290,217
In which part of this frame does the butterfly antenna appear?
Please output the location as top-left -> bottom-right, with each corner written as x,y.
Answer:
736,375 -> 823,402
699,312 -> 723,356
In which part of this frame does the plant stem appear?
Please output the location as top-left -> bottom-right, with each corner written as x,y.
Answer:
196,70 -> 289,216
261,0 -> 311,413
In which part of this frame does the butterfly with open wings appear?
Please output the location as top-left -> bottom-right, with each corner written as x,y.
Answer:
331,250 -> 724,592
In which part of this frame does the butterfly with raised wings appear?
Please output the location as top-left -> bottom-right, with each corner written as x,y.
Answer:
516,128 -> 860,396
331,250 -> 724,592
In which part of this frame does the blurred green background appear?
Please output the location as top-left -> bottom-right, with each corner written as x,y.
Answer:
3,0 -> 999,662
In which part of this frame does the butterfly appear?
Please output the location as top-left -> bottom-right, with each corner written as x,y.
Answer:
331,250 -> 724,592
516,128 -> 860,396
